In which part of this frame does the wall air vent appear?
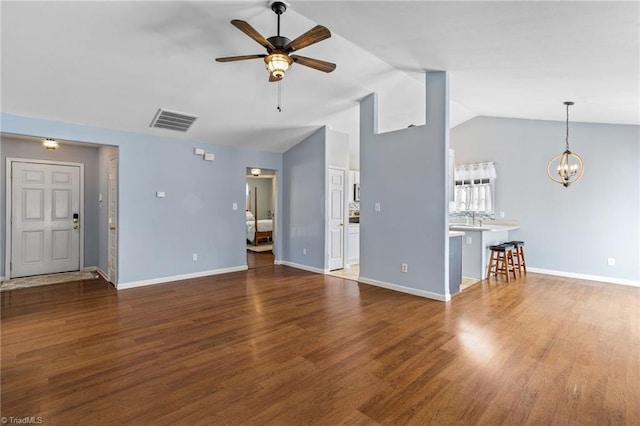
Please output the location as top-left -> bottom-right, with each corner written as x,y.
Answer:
150,108 -> 199,132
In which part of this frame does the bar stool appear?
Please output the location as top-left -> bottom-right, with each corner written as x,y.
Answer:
505,241 -> 527,275
486,243 -> 517,282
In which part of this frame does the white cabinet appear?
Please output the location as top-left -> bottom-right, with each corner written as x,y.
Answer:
347,224 -> 360,265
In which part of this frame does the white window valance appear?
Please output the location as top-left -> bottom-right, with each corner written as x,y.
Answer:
453,162 -> 496,213
454,162 -> 496,182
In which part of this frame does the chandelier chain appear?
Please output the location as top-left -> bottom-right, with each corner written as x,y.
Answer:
565,102 -> 570,152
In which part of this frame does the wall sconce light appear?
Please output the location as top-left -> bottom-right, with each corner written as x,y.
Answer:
251,168 -> 262,176
43,138 -> 59,150
547,101 -> 584,187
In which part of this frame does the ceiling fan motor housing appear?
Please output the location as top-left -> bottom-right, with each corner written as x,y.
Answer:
267,36 -> 291,51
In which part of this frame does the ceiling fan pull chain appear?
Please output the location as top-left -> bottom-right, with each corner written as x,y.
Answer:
277,80 -> 282,112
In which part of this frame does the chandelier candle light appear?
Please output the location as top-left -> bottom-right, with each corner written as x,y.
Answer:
547,101 -> 584,187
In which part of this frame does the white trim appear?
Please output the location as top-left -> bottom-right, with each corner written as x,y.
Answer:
0,276 -> 4,282
116,266 -> 249,290
358,276 -> 451,302
82,266 -> 97,272
278,261 -> 328,274
528,267 -> 639,287
5,158 -> 85,280
95,267 -> 109,280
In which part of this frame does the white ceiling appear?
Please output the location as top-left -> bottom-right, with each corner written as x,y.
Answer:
2,1 -> 638,158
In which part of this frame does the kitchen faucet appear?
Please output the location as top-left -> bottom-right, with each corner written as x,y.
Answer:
465,211 -> 476,225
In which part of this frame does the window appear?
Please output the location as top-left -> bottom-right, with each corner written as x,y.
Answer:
453,162 -> 496,215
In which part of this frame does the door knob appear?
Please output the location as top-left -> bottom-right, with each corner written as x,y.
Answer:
110,225 -> 116,231
73,224 -> 79,230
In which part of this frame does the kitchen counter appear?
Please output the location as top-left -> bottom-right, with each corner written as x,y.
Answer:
449,224 -> 519,232
449,223 -> 520,280
449,230 -> 465,237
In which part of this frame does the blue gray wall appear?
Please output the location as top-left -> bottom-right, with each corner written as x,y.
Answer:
1,113 -> 283,286
0,136 -> 101,276
451,116 -> 639,283
282,126 -> 327,271
359,71 -> 450,300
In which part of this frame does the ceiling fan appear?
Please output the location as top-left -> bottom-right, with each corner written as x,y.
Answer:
215,1 -> 336,82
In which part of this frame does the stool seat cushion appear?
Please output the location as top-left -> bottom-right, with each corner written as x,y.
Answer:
489,244 -> 514,252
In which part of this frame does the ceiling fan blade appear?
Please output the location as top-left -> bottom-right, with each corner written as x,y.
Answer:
231,20 -> 275,51
291,55 -> 336,73
215,54 -> 267,62
284,25 -> 331,52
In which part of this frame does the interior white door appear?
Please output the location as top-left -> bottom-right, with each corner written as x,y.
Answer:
328,168 -> 345,271
107,156 -> 118,284
11,162 -> 80,278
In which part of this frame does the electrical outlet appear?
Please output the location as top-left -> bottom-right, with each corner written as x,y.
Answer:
401,263 -> 408,273
607,258 -> 616,267
500,211 -> 505,218
303,248 -> 307,255
466,237 -> 472,245
192,253 -> 198,261
374,202 -> 381,212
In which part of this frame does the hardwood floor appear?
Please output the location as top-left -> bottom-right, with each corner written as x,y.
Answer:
2,264 -> 639,424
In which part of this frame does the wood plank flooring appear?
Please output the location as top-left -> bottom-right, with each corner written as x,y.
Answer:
2,254 -> 639,424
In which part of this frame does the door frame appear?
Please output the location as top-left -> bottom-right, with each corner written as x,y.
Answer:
5,158 -> 85,280
107,154 -> 118,284
245,168 -> 278,264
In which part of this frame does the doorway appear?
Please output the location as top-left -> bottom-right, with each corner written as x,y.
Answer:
6,159 -> 84,279
245,168 -> 276,268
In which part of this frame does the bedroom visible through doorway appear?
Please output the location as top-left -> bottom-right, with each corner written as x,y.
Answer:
245,168 -> 276,267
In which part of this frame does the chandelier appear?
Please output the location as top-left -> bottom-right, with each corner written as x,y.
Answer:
547,101 -> 584,187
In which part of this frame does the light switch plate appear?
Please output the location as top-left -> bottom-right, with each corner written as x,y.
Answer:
204,153 -> 215,161
156,191 -> 166,198
374,202 -> 381,212
232,202 -> 238,210
194,147 -> 204,156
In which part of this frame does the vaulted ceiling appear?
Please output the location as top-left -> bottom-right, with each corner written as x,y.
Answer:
2,1 -> 638,156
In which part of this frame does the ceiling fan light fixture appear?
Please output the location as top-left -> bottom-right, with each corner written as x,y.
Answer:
265,53 -> 292,79
43,138 -> 59,150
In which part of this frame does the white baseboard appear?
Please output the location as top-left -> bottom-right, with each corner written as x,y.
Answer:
82,266 -> 98,272
277,261 -> 328,275
117,265 -> 248,290
0,276 -> 4,282
528,267 -> 639,287
358,276 -> 450,302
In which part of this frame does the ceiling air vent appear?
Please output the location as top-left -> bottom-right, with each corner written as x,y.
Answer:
150,108 -> 199,132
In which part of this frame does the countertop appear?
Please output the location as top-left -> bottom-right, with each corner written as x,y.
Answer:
449,224 -> 520,232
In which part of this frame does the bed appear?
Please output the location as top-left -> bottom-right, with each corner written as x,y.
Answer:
246,186 -> 273,246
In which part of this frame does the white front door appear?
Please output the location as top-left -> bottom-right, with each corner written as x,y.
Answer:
328,168 -> 345,271
11,162 -> 81,278
107,156 -> 118,284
